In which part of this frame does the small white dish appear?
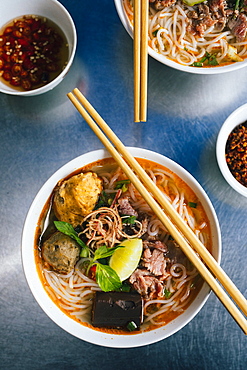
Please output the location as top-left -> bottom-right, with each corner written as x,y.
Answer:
0,0 -> 77,96
22,148 -> 221,348
216,104 -> 247,197
114,0 -> 247,75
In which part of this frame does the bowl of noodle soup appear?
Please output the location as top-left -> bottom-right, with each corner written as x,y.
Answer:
22,148 -> 221,347
115,0 -> 247,74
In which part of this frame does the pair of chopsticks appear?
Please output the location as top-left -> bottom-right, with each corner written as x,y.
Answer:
133,0 -> 149,122
67,88 -> 247,334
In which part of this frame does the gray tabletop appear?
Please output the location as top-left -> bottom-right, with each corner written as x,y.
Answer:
0,0 -> 246,369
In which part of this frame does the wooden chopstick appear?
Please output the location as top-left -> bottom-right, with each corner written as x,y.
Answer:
134,0 -> 148,122
67,88 -> 247,334
140,0 -> 148,122
133,0 -> 141,122
71,87 -> 247,316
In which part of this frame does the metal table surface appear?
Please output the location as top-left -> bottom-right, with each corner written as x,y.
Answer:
0,1 -> 246,369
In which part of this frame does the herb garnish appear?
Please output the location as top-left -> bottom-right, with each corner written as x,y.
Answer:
127,321 -> 138,331
234,0 -> 244,13
115,179 -> 131,192
87,245 -> 124,292
164,288 -> 172,298
54,220 -> 90,257
152,29 -> 159,37
188,202 -> 197,208
192,52 -> 219,67
54,221 -> 124,292
122,215 -> 137,225
95,190 -> 114,208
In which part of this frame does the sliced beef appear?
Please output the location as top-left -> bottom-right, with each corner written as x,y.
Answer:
209,0 -> 227,31
143,239 -> 168,253
186,0 -> 247,38
117,196 -> 138,217
129,269 -> 163,299
137,212 -> 149,235
166,240 -> 188,266
187,4 -> 216,36
149,0 -> 176,10
142,248 -> 167,276
228,13 -> 247,41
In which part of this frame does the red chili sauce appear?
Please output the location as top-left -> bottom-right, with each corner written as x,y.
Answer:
0,15 -> 68,91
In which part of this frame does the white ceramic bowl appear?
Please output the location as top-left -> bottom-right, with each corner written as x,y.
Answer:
0,0 -> 77,96
22,148 -> 221,348
114,0 -> 247,75
216,104 -> 247,197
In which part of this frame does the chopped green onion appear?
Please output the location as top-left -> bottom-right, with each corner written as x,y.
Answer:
192,62 -> 203,67
235,0 -> 240,11
200,53 -> 209,63
127,321 -> 138,331
190,274 -> 200,288
80,248 -> 89,257
164,288 -> 172,298
95,191 -> 113,208
188,202 -> 197,208
115,179 -> 130,192
208,55 -> 219,66
191,51 -> 218,67
118,282 -> 131,292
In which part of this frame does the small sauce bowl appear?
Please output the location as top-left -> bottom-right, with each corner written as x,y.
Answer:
216,104 -> 247,197
0,0 -> 77,96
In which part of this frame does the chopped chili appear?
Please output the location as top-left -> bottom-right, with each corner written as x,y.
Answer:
225,121 -> 247,187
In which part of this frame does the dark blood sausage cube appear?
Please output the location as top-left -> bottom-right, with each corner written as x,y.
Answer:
92,291 -> 143,330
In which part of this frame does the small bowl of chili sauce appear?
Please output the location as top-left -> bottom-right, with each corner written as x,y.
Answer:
0,0 -> 77,96
216,104 -> 247,197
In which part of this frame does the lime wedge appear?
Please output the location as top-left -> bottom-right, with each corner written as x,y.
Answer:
182,0 -> 205,5
109,239 -> 143,281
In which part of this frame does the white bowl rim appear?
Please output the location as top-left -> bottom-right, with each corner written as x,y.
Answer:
216,103 -> 247,197
114,0 -> 247,75
0,0 -> 77,96
22,147 -> 221,348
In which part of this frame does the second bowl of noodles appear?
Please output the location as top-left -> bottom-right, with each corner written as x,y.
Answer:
22,148 -> 221,347
115,0 -> 247,74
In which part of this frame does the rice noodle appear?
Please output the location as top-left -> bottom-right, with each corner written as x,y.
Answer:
124,0 -> 247,67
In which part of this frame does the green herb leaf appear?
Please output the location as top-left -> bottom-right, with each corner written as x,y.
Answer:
94,245 -> 124,261
122,215 -> 137,225
54,220 -> 89,256
96,264 -> 122,292
94,245 -> 108,260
